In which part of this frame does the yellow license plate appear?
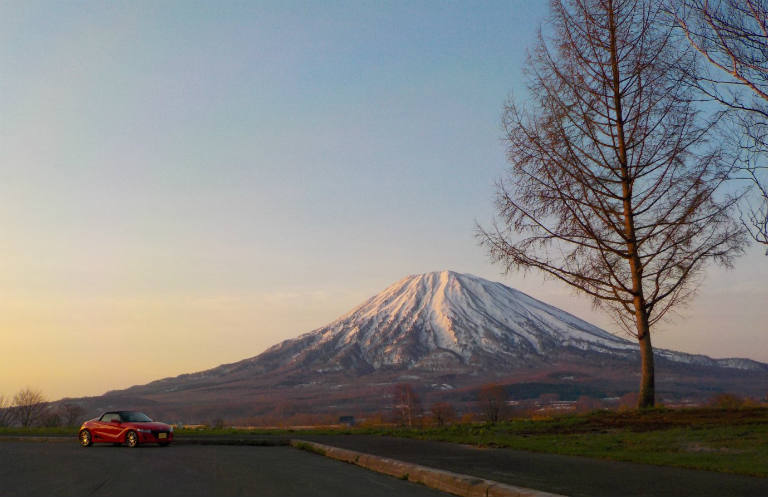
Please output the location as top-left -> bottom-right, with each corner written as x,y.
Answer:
159,433 -> 167,439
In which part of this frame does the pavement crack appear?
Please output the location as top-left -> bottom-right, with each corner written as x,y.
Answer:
87,478 -> 109,495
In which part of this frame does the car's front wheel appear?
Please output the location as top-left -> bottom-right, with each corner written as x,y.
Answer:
79,430 -> 92,447
125,430 -> 139,448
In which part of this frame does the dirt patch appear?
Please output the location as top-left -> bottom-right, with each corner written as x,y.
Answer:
685,443 -> 745,454
527,408 -> 768,435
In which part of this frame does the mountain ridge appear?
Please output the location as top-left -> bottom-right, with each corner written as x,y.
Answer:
216,270 -> 765,373
111,270 -> 765,397
79,270 -> 767,422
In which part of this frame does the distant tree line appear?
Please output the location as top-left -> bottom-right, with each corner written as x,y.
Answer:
386,382 -> 766,428
159,381 -> 768,429
0,388 -> 85,428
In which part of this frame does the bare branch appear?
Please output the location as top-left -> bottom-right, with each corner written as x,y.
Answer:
670,0 -> 768,250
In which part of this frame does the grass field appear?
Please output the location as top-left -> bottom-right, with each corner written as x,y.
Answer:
365,408 -> 768,477
3,408 -> 766,477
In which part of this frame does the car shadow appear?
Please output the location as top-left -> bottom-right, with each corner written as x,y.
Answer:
90,444 -> 170,449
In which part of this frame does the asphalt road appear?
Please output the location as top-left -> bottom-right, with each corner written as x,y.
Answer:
0,441 -> 450,497
302,435 -> 768,497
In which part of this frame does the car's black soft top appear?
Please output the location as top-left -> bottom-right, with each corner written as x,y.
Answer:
100,411 -> 152,422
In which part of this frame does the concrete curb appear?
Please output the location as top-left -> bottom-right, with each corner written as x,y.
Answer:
290,439 -> 567,497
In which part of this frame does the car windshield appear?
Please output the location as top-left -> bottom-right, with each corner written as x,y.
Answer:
121,412 -> 152,422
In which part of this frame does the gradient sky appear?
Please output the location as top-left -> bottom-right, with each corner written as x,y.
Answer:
1,1 -> 766,401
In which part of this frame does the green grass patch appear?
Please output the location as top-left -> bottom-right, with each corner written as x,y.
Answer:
173,426 -> 345,437
380,423 -> 768,476
0,426 -> 75,436
367,408 -> 768,477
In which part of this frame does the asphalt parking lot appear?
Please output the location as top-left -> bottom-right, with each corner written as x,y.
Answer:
0,441 -> 450,497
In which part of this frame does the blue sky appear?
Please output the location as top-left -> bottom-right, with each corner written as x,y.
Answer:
1,1 -> 766,399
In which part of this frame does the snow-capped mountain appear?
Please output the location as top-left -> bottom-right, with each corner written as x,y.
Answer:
84,270 -> 766,421
234,270 -> 765,374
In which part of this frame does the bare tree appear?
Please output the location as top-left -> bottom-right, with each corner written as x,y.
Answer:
392,383 -> 421,427
0,395 -> 13,427
478,383 -> 507,424
12,388 -> 47,427
39,408 -> 62,428
479,0 -> 746,408
671,0 -> 768,252
575,395 -> 604,412
60,404 -> 86,427
429,402 -> 456,427
738,150 -> 768,250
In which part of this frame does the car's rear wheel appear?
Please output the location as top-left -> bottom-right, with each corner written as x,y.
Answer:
79,430 -> 92,447
125,430 -> 139,448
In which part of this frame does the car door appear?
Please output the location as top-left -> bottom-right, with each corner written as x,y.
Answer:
90,414 -> 109,442
102,413 -> 123,441
94,413 -> 121,442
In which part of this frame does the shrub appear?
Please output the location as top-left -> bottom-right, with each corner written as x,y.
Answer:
708,393 -> 745,409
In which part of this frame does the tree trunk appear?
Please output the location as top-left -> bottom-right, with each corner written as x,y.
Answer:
636,314 -> 655,408
607,0 -> 656,409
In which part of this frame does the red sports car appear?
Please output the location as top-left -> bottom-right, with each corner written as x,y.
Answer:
79,411 -> 174,448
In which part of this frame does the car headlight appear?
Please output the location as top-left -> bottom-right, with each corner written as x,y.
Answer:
137,428 -> 152,433
169,426 -> 173,433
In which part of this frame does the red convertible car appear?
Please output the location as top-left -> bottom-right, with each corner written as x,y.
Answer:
79,411 -> 173,448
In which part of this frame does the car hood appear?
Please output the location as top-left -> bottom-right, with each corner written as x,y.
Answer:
128,422 -> 171,430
